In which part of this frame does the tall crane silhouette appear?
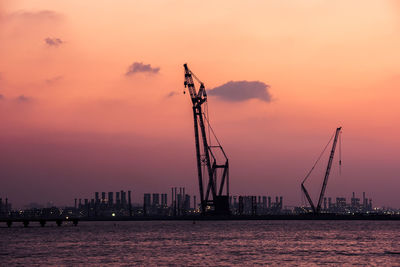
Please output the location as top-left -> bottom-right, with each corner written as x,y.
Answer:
183,63 -> 230,215
301,127 -> 342,214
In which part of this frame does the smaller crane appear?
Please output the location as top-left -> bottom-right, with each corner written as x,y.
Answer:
301,127 -> 342,214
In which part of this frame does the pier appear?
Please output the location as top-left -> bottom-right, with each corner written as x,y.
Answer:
2,213 -> 400,228
1,218 -> 79,227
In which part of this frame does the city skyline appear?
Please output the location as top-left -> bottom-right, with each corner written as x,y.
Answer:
1,1 -> 400,209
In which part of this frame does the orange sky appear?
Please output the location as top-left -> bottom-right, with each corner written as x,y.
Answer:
1,0 -> 400,208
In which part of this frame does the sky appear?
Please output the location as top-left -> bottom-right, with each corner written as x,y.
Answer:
0,0 -> 400,208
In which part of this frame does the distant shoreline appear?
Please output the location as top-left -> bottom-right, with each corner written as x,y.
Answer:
79,214 -> 400,221
2,214 -> 400,225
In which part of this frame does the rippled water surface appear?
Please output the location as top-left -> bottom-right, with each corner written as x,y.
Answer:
1,220 -> 400,266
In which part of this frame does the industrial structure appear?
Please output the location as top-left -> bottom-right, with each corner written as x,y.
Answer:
73,190 -> 133,217
230,195 -> 284,215
0,197 -> 11,217
301,127 -> 342,214
295,192 -> 374,214
183,64 -> 230,215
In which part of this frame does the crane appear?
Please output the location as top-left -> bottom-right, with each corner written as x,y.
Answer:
301,127 -> 342,214
183,63 -> 230,215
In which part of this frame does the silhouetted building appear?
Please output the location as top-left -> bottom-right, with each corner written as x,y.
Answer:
108,192 -> 114,206
116,192 -> 120,207
161,194 -> 167,207
184,194 -> 191,211
121,191 -> 127,208
128,191 -> 132,216
95,192 -> 100,204
101,192 -> 106,204
0,197 -> 9,216
152,193 -> 160,207
143,193 -> 151,215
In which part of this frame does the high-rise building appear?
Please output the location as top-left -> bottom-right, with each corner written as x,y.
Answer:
101,192 -> 106,204
121,191 -> 127,207
351,192 -> 360,208
177,193 -> 182,213
128,190 -> 132,216
95,192 -> 100,204
116,192 -> 121,207
108,192 -> 114,206
5,198 -> 9,212
262,196 -> 267,210
363,192 -> 367,209
185,194 -> 191,210
161,194 -> 167,206
152,193 -> 160,207
144,194 -> 151,206
143,193 -> 151,214
128,191 -> 132,206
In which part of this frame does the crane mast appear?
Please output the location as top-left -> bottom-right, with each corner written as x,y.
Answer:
301,127 -> 342,214
183,64 -> 230,215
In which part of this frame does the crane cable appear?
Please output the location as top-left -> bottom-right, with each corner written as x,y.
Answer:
301,132 -> 335,184
202,111 -> 224,148
205,102 -> 212,147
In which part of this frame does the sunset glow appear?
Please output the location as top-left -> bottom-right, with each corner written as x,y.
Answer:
1,0 -> 400,208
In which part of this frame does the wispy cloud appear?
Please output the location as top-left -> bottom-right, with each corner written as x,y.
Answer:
7,10 -> 61,21
45,75 -> 63,85
125,62 -> 160,76
208,81 -> 272,102
0,94 -> 4,100
16,95 -> 31,102
45,37 -> 63,47
166,91 -> 179,98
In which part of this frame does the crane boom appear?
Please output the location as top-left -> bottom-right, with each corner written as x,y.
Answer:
316,127 -> 342,213
301,127 -> 342,214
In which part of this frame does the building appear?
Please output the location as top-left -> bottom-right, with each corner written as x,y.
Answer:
152,193 -> 160,207
108,192 -> 114,206
161,194 -> 168,207
143,193 -> 151,215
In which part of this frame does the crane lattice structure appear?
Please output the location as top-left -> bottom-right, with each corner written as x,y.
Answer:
183,63 -> 230,215
301,127 -> 342,214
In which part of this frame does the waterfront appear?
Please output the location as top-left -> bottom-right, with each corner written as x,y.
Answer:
1,221 -> 399,266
